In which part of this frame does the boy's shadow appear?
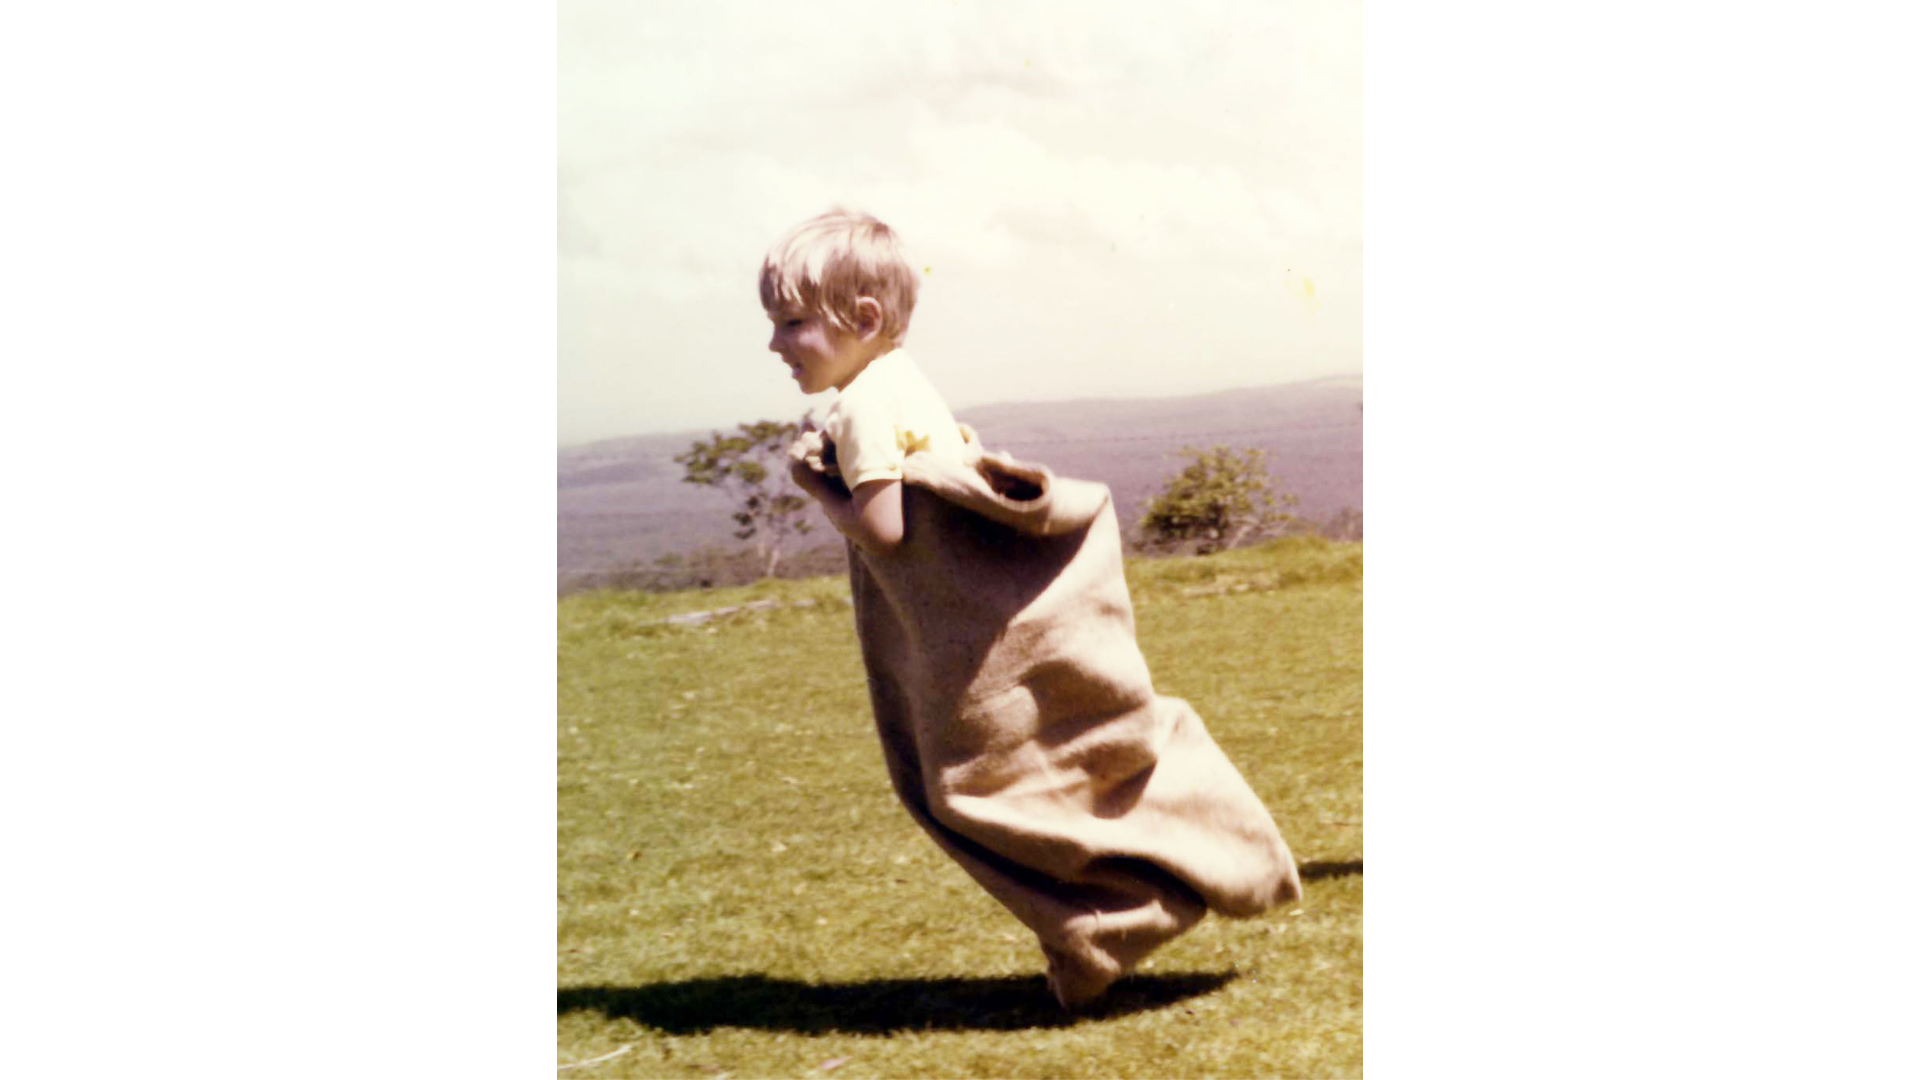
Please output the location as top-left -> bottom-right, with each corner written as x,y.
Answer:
557,971 -> 1238,1034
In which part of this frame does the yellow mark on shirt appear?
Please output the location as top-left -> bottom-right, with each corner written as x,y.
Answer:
896,427 -> 932,456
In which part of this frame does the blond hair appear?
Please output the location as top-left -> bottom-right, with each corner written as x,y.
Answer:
759,208 -> 919,344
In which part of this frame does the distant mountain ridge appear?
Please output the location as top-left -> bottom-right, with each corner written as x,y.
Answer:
559,375 -> 1361,583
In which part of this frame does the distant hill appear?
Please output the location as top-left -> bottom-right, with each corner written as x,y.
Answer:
559,375 -> 1361,587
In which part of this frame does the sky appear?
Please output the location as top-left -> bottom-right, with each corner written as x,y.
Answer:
559,0 -> 1360,445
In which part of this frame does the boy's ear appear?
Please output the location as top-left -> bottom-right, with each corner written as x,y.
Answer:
852,296 -> 884,340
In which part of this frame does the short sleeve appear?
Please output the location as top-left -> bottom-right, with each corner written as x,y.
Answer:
828,396 -> 905,490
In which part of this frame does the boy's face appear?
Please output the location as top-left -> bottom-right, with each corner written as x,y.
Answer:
767,306 -> 870,395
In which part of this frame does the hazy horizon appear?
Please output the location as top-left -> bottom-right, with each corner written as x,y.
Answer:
560,0 -> 1361,446
561,368 -> 1363,448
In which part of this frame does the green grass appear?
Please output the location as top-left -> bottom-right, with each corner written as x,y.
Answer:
558,537 -> 1362,1078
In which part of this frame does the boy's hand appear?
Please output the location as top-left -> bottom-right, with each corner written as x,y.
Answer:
787,430 -> 839,501
789,428 -> 825,465
789,429 -> 836,471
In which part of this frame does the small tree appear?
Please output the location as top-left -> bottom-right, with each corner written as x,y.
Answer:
1138,445 -> 1298,554
674,417 -> 815,578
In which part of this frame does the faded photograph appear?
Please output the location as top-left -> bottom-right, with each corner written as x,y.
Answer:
559,2 -> 1361,1075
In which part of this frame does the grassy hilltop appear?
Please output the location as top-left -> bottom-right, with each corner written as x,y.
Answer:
558,537 -> 1363,1078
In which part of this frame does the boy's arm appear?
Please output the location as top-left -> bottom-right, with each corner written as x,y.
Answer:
790,462 -> 904,556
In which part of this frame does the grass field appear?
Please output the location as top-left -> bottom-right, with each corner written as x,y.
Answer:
558,537 -> 1362,1078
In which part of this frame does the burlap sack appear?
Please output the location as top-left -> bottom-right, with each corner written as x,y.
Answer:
833,433 -> 1301,1004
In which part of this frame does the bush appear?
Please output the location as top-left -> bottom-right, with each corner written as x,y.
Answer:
1136,445 -> 1298,555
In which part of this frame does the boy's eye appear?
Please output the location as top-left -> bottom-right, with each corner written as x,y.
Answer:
785,319 -> 804,328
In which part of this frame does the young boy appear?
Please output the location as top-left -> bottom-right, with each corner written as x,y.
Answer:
761,209 -> 967,556
761,209 -> 1299,1010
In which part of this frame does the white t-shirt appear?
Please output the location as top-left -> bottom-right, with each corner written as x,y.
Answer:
825,348 -> 967,490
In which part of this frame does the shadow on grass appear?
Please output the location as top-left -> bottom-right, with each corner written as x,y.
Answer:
558,971 -> 1239,1034
1300,859 -> 1362,881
